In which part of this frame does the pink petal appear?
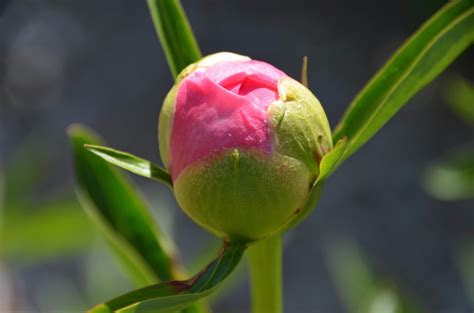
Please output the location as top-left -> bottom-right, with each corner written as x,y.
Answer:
204,60 -> 285,87
170,59 -> 287,179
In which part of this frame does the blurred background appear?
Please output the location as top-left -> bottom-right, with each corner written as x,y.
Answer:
0,0 -> 473,312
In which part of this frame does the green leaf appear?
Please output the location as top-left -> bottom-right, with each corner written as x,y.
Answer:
333,0 -> 474,163
324,239 -> 377,313
184,241 -> 247,305
89,242 -> 246,313
2,135 -> 54,206
317,138 -> 348,181
0,199 -> 93,264
443,76 -> 474,125
84,144 -> 172,188
423,146 -> 474,200
147,0 -> 202,78
69,124 -> 178,285
325,239 -> 423,313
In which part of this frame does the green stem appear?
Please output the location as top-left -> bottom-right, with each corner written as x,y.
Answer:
247,234 -> 283,313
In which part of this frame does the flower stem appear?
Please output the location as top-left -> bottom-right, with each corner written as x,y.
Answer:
247,234 -> 283,313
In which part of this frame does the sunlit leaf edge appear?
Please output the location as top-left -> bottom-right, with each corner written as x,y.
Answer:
85,144 -> 172,188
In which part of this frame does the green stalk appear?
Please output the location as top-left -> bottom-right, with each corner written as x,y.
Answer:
247,234 -> 283,313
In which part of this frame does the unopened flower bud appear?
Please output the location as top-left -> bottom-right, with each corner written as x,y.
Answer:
159,52 -> 332,242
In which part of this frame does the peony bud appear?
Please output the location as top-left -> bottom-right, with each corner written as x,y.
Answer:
159,52 -> 332,242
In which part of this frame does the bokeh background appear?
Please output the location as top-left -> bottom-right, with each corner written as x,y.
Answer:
0,0 -> 473,312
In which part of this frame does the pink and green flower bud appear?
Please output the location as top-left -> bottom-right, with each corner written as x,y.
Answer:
159,52 -> 332,242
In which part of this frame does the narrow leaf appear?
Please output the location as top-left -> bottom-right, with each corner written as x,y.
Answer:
317,138 -> 348,181
69,124 -> 178,285
325,239 -> 377,313
147,0 -> 202,78
333,0 -> 474,163
85,144 -> 172,188
443,76 -> 474,125
0,199 -> 93,263
325,239 -> 423,313
89,242 -> 246,313
423,147 -> 474,200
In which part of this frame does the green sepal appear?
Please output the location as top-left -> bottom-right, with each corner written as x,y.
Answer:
280,138 -> 348,232
159,83 -> 178,169
269,77 -> 333,175
173,149 -> 313,242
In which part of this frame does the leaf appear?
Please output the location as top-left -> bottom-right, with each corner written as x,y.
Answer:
324,239 -> 422,313
184,241 -> 247,305
89,242 -> 246,313
147,0 -> 202,78
0,199 -> 93,264
317,138 -> 348,181
333,0 -> 474,163
423,146 -> 474,200
2,135 -> 54,206
69,124 -> 178,285
324,239 -> 377,313
443,76 -> 474,125
85,144 -> 172,188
